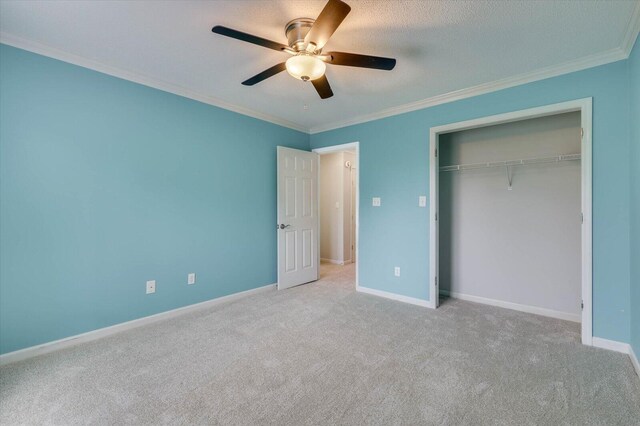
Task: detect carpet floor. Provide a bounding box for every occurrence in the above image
[1,263,639,425]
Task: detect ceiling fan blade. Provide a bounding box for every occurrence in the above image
[311,75,334,99]
[242,63,287,86]
[212,26,288,52]
[304,0,351,50]
[325,52,396,70]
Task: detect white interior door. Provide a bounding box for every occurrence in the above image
[277,147,319,290]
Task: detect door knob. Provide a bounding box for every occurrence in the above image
[279,224,291,229]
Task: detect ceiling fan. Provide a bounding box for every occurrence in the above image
[211,0,396,99]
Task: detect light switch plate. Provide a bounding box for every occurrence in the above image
[146,280,156,294]
[394,267,400,277]
[188,273,196,285]
[372,197,381,207]
[419,196,427,207]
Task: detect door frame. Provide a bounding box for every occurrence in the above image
[312,142,360,288]
[429,98,593,346]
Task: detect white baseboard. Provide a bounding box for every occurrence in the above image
[630,345,640,378]
[357,285,432,308]
[320,258,348,265]
[440,290,581,323]
[592,337,630,354]
[587,338,640,378]
[0,283,276,366]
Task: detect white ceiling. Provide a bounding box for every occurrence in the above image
[1,1,639,133]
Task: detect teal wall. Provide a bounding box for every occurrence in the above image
[630,39,640,356]
[1,39,638,355]
[310,59,633,343]
[0,44,310,354]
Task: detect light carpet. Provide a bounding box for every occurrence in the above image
[1,263,639,425]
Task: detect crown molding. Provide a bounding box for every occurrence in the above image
[310,4,639,134]
[620,0,640,56]
[309,47,627,134]
[0,32,308,134]
[3,9,639,138]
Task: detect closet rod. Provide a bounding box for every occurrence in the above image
[439,153,581,172]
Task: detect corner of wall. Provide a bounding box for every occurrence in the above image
[628,34,640,357]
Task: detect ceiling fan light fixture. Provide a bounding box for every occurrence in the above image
[285,54,326,82]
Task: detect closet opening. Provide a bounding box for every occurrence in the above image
[429,99,593,345]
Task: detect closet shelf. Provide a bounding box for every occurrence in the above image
[439,153,581,172]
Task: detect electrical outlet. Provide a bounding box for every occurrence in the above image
[146,280,156,294]
[188,273,196,285]
[394,267,400,277]
[372,197,381,207]
[419,196,427,207]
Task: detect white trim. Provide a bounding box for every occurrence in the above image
[0,283,276,366]
[313,142,360,288]
[630,345,640,378]
[309,49,626,134]
[440,290,581,323]
[429,128,439,310]
[356,285,430,308]
[321,258,346,265]
[580,99,593,346]
[592,337,630,354]
[3,19,638,137]
[312,142,359,155]
[620,1,640,56]
[429,98,593,345]
[0,33,307,133]
[588,339,640,378]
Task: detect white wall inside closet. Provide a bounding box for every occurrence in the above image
[320,151,357,264]
[439,112,582,320]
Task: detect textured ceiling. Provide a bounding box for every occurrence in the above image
[1,0,638,132]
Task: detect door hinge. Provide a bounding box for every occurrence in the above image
[435,276,438,287]
[581,300,584,310]
[435,148,438,157]
[581,128,584,138]
[581,212,584,224]
[435,212,438,221]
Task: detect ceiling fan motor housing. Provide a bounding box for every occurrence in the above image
[285,18,316,52]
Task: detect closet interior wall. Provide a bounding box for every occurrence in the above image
[439,112,582,320]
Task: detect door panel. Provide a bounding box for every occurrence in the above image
[285,177,296,217]
[277,147,319,289]
[302,229,313,268]
[285,230,296,272]
[302,178,312,217]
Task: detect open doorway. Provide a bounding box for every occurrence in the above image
[313,142,359,288]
